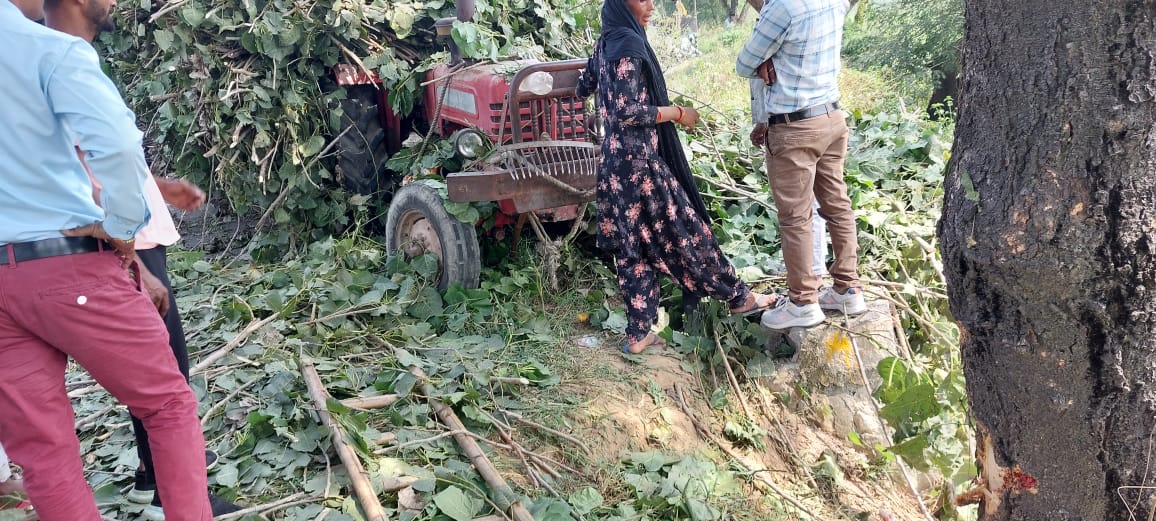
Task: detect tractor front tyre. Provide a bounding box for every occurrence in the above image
[336,85,389,196]
[385,183,481,290]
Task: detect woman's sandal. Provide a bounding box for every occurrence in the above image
[730,293,779,317]
[622,333,666,354]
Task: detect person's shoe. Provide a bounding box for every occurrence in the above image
[128,450,219,504]
[760,299,825,330]
[126,469,155,504]
[818,286,868,315]
[142,492,242,520]
[205,449,219,471]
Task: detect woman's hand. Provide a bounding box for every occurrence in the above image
[677,106,700,130]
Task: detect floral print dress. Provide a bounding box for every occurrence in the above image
[577,44,751,343]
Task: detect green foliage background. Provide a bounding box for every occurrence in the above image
[100,0,598,241]
[843,0,963,104]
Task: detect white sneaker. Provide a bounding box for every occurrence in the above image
[818,286,868,315]
[760,299,825,330]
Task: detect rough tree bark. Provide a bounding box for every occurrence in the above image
[939,1,1156,520]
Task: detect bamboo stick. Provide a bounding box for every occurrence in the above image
[407,363,535,521]
[299,358,387,521]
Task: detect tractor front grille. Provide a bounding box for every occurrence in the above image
[489,96,587,143]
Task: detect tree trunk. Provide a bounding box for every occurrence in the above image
[939,1,1156,520]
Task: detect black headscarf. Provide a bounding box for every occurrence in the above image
[599,0,712,224]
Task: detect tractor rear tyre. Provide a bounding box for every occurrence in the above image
[385,183,481,290]
[336,85,389,196]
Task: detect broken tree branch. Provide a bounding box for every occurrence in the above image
[406,359,534,521]
[300,358,387,521]
[213,492,320,521]
[713,329,754,418]
[201,377,261,428]
[342,394,401,410]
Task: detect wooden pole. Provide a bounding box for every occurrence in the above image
[408,363,535,521]
[341,394,401,410]
[300,358,388,521]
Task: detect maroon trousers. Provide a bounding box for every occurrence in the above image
[0,249,209,521]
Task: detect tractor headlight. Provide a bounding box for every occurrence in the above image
[453,129,487,159]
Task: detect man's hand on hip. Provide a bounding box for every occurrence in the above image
[61,221,135,267]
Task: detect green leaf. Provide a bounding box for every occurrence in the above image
[214,464,239,487]
[299,135,326,158]
[568,487,604,514]
[395,349,422,369]
[154,29,175,51]
[630,451,673,472]
[411,254,439,279]
[959,168,979,203]
[392,372,417,397]
[407,287,443,320]
[890,434,932,471]
[432,485,481,521]
[388,4,417,38]
[686,498,722,520]
[879,383,939,427]
[532,497,575,520]
[709,387,729,409]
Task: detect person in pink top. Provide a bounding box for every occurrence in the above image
[43,0,241,517]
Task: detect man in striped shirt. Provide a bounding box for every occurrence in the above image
[737,0,867,330]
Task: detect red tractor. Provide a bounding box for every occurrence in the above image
[332,0,598,290]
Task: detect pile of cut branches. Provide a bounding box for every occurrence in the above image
[100,0,596,241]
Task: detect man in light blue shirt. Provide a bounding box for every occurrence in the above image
[736,0,867,330]
[0,2,149,244]
[0,0,211,519]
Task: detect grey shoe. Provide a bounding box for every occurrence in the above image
[818,286,867,315]
[128,450,218,504]
[760,299,825,330]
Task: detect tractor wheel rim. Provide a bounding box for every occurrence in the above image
[398,211,444,265]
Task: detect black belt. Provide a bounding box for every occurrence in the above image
[768,101,841,125]
[0,237,103,265]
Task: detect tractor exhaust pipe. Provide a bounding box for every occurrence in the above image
[435,0,476,65]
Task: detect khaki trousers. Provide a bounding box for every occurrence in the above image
[764,109,860,304]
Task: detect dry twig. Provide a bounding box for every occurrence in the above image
[190,315,277,376]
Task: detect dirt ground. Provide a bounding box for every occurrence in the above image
[562,341,931,521]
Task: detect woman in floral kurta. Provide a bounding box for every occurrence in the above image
[578,0,776,354]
